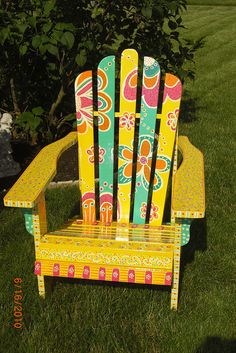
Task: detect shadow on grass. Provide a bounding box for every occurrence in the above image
[196,337,236,353]
[182,217,207,260]
[180,216,207,287]
[46,275,170,298]
[180,90,203,123]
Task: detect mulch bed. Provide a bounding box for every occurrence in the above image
[0,142,78,191]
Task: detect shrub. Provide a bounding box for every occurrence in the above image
[0,0,202,144]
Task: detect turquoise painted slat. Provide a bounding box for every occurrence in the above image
[133,57,160,224]
[97,56,115,224]
[22,209,34,235]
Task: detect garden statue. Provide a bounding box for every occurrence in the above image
[0,113,20,178]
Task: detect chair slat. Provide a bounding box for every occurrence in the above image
[75,71,96,224]
[133,57,160,224]
[117,49,138,223]
[150,73,182,225]
[97,56,116,223]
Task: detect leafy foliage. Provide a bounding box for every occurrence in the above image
[0,0,202,144]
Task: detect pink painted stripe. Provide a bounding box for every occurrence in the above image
[68,265,75,278]
[98,267,106,280]
[128,270,135,283]
[53,263,60,276]
[83,266,90,279]
[145,271,152,284]
[34,261,41,275]
[112,268,120,282]
[165,272,172,286]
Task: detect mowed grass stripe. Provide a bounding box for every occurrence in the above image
[187,0,236,6]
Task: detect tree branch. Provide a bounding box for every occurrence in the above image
[48,84,65,119]
[10,78,21,116]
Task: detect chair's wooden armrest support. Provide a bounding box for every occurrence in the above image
[4,132,77,208]
[172,136,205,218]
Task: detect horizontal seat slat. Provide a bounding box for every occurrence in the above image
[45,219,176,244]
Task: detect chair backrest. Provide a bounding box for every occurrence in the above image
[75,49,182,226]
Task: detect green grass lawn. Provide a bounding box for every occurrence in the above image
[1,4,236,353]
[187,0,236,5]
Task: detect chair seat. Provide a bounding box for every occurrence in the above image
[35,219,178,286]
[46,219,176,243]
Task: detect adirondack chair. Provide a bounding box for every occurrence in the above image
[4,49,205,309]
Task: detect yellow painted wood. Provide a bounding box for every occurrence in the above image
[4,132,77,208]
[171,131,178,224]
[32,194,47,297]
[171,223,181,310]
[117,49,138,223]
[151,74,182,226]
[4,49,206,309]
[93,111,162,119]
[37,242,173,269]
[37,275,45,298]
[37,260,169,285]
[75,71,96,223]
[172,136,205,218]
[43,219,176,244]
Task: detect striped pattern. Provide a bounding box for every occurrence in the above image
[34,260,172,286]
[42,219,176,245]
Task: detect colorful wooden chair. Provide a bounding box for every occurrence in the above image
[4,49,205,309]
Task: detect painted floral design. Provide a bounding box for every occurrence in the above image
[140,202,160,221]
[118,136,171,190]
[99,269,105,278]
[86,146,106,164]
[119,112,135,131]
[75,73,93,134]
[150,203,160,221]
[97,68,112,131]
[163,73,182,103]
[128,272,135,280]
[112,270,119,279]
[167,109,179,131]
[35,263,40,272]
[83,268,89,275]
[140,202,148,219]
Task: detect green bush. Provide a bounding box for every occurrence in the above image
[0,0,202,144]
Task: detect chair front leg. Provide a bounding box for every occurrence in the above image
[32,194,48,298]
[171,224,181,310]
[37,275,45,298]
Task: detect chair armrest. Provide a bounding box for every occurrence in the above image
[172,136,205,218]
[4,132,77,208]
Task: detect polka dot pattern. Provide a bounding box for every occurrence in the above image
[172,136,205,218]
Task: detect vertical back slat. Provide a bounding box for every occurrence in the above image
[150,73,182,225]
[75,71,96,224]
[97,56,115,224]
[117,49,138,224]
[133,57,160,224]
